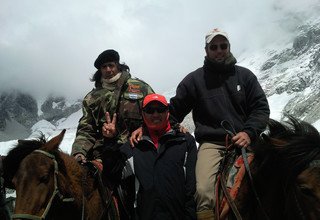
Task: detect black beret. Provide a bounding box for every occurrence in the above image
[94,49,120,69]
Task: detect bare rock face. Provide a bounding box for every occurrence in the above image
[0,91,38,130]
[0,91,82,141]
[0,91,38,140]
[40,95,82,124]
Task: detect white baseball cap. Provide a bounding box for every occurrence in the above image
[205,28,229,44]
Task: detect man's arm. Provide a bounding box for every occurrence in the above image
[242,72,270,142]
[71,99,97,157]
[184,134,197,220]
[170,76,196,123]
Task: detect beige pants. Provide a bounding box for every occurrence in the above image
[195,142,225,212]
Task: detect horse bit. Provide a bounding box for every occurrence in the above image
[11,150,74,220]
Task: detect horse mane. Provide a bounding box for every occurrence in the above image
[253,116,320,180]
[3,134,47,188]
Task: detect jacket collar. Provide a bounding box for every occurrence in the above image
[203,53,237,75]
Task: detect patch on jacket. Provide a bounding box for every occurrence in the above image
[128,93,139,99]
[128,84,141,93]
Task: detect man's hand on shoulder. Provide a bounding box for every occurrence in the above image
[130,127,143,147]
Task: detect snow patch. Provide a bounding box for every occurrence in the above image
[267,92,296,121]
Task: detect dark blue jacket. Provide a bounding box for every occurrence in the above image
[120,130,197,220]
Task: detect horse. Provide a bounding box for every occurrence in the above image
[219,117,320,220]
[2,129,120,220]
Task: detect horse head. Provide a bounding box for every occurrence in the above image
[242,117,320,219]
[5,130,80,220]
[4,129,120,220]
[294,160,320,219]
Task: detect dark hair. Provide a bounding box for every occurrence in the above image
[90,62,130,88]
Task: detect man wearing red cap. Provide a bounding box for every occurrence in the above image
[131,29,270,219]
[117,94,197,220]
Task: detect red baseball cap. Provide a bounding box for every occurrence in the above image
[143,94,168,108]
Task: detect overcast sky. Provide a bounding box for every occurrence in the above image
[0,0,319,99]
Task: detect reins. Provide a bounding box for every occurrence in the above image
[79,161,117,220]
[216,120,270,220]
[86,161,119,219]
[11,150,74,220]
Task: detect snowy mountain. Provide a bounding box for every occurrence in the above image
[241,17,320,125]
[0,91,82,142]
[1,17,320,156]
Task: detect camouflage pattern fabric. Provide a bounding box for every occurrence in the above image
[71,71,153,159]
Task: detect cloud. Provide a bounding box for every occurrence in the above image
[0,0,319,99]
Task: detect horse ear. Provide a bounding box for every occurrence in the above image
[260,133,269,142]
[42,129,66,151]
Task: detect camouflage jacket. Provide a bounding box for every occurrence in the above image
[71,71,154,158]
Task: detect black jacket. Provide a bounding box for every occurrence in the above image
[120,130,197,220]
[170,58,270,144]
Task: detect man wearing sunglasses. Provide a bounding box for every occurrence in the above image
[117,94,197,220]
[168,28,270,219]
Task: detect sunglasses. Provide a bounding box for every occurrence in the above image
[143,106,168,114]
[209,43,228,51]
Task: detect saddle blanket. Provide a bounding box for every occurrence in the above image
[219,153,254,219]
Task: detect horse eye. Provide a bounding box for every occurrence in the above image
[299,185,314,197]
[40,175,50,183]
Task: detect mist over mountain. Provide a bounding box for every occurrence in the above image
[241,17,320,125]
[166,16,320,133]
[0,91,81,141]
[1,13,320,155]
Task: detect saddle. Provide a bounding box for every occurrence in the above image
[216,149,254,220]
[82,160,120,218]
[85,159,134,219]
[216,120,255,220]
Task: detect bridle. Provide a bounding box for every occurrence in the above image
[12,150,75,220]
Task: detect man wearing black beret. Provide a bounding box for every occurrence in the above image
[72,48,154,161]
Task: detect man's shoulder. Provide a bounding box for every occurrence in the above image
[180,67,203,83]
[235,65,254,76]
[188,67,203,76]
[126,77,154,94]
[171,130,195,142]
[127,77,150,86]
[83,87,112,102]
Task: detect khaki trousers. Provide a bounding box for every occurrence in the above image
[195,142,225,212]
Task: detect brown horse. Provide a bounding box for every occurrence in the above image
[2,130,120,220]
[221,117,320,220]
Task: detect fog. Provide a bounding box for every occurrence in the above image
[0,0,318,99]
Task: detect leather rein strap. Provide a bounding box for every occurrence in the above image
[215,136,242,220]
[11,150,74,220]
[218,120,270,220]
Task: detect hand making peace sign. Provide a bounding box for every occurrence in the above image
[102,112,117,138]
